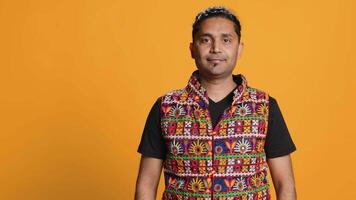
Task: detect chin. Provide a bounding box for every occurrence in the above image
[198,64,230,76]
[205,69,227,78]
[210,65,227,73]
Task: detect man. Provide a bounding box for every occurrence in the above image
[135,6,297,200]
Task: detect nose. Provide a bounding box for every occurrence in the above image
[210,40,221,53]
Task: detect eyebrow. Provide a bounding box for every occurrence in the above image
[221,33,233,37]
[198,33,234,38]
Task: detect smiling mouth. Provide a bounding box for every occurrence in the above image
[207,58,226,63]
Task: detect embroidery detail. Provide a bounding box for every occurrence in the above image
[161,70,270,199]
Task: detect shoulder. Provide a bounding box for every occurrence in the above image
[266,95,282,117]
[148,88,188,113]
[161,88,189,104]
[244,86,280,106]
[245,86,271,102]
[163,88,187,97]
[268,95,277,104]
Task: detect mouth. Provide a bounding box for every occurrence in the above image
[207,58,226,63]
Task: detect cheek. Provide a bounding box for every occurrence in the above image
[228,48,239,59]
[195,49,208,60]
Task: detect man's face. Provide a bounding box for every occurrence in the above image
[190,17,243,79]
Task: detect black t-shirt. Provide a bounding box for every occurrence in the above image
[137,89,296,160]
[208,87,236,129]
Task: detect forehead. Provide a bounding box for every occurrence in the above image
[197,17,237,37]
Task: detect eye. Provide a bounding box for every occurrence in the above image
[200,37,210,43]
[223,38,231,43]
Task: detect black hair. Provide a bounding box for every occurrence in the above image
[192,6,241,42]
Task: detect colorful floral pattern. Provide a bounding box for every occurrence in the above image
[234,138,251,154]
[161,71,271,200]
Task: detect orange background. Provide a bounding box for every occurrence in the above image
[0,0,355,199]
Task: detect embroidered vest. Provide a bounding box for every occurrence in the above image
[160,71,271,200]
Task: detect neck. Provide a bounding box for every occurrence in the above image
[200,74,237,102]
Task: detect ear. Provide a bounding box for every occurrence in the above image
[189,42,195,58]
[237,42,244,60]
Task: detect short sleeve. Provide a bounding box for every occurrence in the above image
[264,96,296,159]
[137,97,167,160]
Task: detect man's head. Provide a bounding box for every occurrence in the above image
[189,6,244,80]
[192,6,241,43]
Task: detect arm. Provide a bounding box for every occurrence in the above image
[267,154,297,200]
[135,155,163,200]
